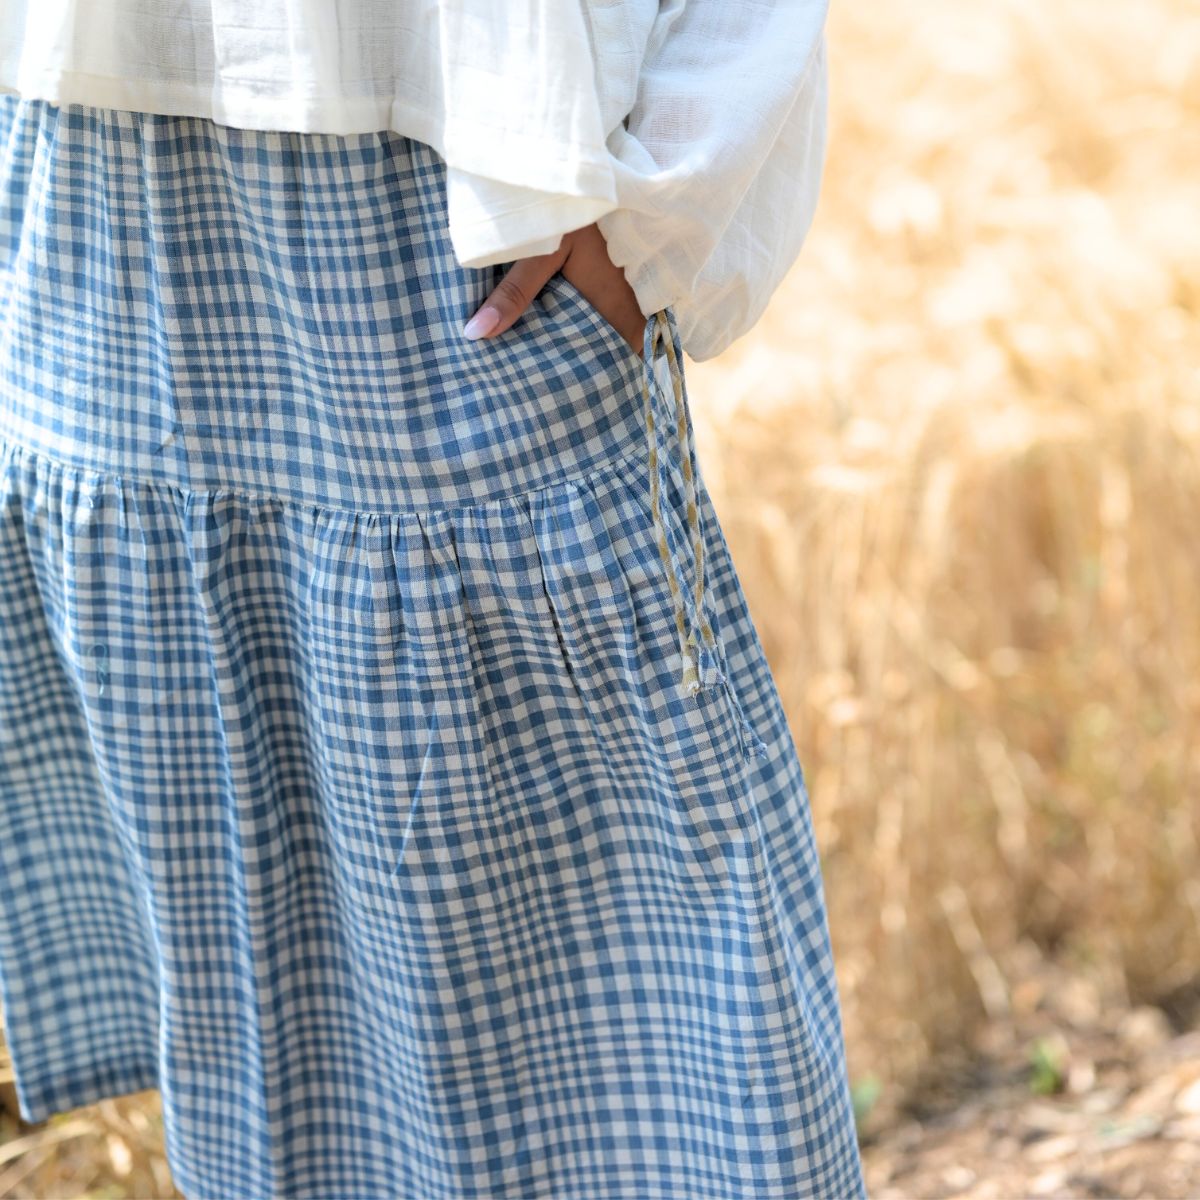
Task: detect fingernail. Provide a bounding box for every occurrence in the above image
[463,305,501,339]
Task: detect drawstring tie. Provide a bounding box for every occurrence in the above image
[641,308,769,762]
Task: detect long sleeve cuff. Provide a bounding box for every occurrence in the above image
[445,170,616,269]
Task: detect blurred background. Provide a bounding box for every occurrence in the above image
[3,0,1199,1195]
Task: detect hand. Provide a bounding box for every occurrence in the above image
[463,222,645,359]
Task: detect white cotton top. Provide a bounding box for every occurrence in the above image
[0,0,830,362]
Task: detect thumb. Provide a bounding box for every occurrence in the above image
[463,248,566,342]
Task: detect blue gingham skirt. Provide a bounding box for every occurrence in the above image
[0,95,866,1200]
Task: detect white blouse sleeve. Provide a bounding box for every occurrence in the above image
[437,1,624,270]
[443,0,830,364]
[596,0,830,362]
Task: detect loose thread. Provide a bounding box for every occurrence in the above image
[88,641,108,697]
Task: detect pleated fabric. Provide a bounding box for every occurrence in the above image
[0,95,866,1199]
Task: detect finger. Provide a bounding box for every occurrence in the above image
[463,251,563,341]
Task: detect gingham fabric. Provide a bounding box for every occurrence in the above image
[0,95,866,1199]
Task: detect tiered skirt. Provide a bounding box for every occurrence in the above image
[0,94,865,1199]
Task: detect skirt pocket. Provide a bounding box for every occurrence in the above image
[577,455,772,857]
[540,268,646,373]
[626,562,768,824]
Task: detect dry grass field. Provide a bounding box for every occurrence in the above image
[3,0,1199,1194]
[689,0,1200,1190]
[699,0,1200,1070]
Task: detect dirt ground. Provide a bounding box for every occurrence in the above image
[858,948,1200,1199]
